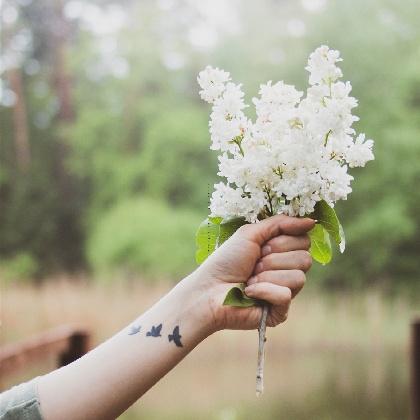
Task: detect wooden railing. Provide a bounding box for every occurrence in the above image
[0,325,91,382]
[412,318,420,420]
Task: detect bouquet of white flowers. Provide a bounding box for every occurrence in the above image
[195,45,374,395]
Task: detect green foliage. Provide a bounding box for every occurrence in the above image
[309,224,332,265]
[223,283,260,307]
[195,216,253,306]
[0,252,39,282]
[87,198,201,279]
[307,200,346,265]
[0,163,85,275]
[219,218,248,246]
[2,0,420,288]
[195,218,221,265]
[311,200,345,252]
[138,107,217,209]
[195,217,247,265]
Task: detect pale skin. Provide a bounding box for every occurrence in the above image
[37,215,314,420]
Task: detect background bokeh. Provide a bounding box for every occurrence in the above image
[1,0,419,419]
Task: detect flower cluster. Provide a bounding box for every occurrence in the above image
[198,45,374,223]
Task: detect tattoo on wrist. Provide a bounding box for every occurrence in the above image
[146,324,162,337]
[128,325,141,335]
[168,326,183,347]
[128,323,183,347]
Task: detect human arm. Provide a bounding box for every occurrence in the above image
[37,215,314,420]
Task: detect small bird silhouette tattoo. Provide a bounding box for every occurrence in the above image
[146,324,162,337]
[128,325,141,335]
[168,326,183,347]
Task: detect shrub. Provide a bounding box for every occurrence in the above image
[87,197,202,280]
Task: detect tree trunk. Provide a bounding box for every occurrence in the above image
[8,67,31,171]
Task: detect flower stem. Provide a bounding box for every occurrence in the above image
[324,129,332,147]
[235,139,244,156]
[264,186,274,216]
[256,304,269,397]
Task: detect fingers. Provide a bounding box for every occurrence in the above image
[244,282,292,308]
[247,269,306,297]
[236,215,315,246]
[255,250,312,274]
[262,234,310,256]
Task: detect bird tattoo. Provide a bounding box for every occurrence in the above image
[168,325,183,347]
[128,325,141,335]
[146,324,162,337]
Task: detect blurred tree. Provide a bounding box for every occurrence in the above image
[1,0,420,286]
[0,0,85,275]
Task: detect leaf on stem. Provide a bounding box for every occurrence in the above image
[195,216,247,264]
[195,218,221,264]
[312,200,346,253]
[309,223,332,265]
[218,217,247,246]
[223,283,260,307]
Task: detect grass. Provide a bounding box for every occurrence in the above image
[1,278,418,419]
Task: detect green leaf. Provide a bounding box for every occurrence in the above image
[218,217,247,246]
[196,216,251,306]
[312,200,346,253]
[223,283,260,307]
[208,216,223,225]
[309,223,332,265]
[195,218,220,264]
[195,216,248,265]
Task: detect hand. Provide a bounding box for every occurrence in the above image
[191,215,315,332]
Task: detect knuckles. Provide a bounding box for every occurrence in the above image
[267,234,312,253]
[236,224,254,237]
[260,250,312,272]
[260,253,273,269]
[294,270,306,288]
[282,287,292,304]
[301,250,313,271]
[270,236,288,252]
[303,234,311,250]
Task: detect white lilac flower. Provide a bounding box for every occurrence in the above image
[209,183,265,223]
[199,45,374,222]
[346,134,375,168]
[197,66,231,103]
[305,45,343,86]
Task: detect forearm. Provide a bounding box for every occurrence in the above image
[36,216,313,419]
[38,273,213,420]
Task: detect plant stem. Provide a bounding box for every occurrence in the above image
[264,186,274,216]
[324,129,332,147]
[256,304,269,397]
[235,139,244,156]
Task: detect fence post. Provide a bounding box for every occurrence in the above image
[412,318,420,420]
[59,331,91,367]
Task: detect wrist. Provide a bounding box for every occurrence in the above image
[162,272,219,343]
[179,271,223,336]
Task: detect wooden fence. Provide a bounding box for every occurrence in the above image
[0,325,91,384]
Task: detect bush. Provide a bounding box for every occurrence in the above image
[0,252,39,283]
[87,197,202,280]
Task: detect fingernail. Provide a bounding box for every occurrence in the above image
[262,245,271,256]
[245,285,256,296]
[248,276,258,285]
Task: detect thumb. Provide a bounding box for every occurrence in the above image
[237,215,315,246]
